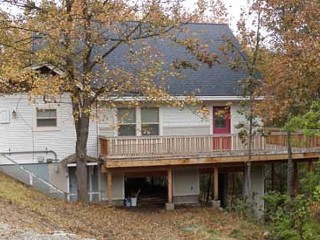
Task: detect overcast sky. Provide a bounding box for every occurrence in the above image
[184,0,249,32]
[2,0,249,33]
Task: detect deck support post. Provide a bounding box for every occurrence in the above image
[107,171,113,206]
[293,162,298,196]
[211,166,220,208]
[166,167,174,210]
[308,161,315,172]
[271,163,275,191]
[214,166,219,200]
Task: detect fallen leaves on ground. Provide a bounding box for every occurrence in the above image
[0,173,264,239]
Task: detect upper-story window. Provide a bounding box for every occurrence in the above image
[118,108,136,136]
[117,107,159,136]
[141,107,159,136]
[36,108,57,127]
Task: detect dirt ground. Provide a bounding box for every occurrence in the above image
[0,172,264,240]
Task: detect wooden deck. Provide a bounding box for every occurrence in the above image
[100,133,320,168]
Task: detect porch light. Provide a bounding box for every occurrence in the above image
[12,109,17,118]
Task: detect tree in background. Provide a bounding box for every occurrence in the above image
[0,9,32,94]
[258,0,320,125]
[221,1,265,201]
[257,0,320,197]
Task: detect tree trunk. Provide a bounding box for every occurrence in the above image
[243,162,252,201]
[243,94,253,201]
[75,110,90,202]
[287,130,294,198]
[206,174,212,202]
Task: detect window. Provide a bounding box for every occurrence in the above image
[117,107,159,136]
[0,110,10,124]
[141,108,159,135]
[36,109,57,127]
[118,108,136,136]
[215,116,226,128]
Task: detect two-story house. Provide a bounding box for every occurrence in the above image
[0,23,318,216]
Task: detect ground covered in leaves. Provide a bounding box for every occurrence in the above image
[0,172,264,239]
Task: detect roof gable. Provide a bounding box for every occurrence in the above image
[32,23,248,97]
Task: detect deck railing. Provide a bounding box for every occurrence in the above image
[99,133,320,159]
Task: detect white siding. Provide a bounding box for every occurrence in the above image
[0,94,98,164]
[161,103,246,136]
[97,103,246,137]
[230,104,245,134]
[230,103,258,134]
[98,106,116,137]
[162,107,210,136]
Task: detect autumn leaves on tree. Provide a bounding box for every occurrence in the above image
[0,0,319,202]
[1,0,223,201]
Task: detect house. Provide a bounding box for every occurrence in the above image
[0,23,319,216]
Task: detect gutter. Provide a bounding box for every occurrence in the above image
[98,95,264,102]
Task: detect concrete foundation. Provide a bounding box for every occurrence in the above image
[165,203,175,211]
[250,164,265,218]
[210,200,221,208]
[173,195,199,205]
[113,199,125,206]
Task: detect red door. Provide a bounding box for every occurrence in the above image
[213,107,231,150]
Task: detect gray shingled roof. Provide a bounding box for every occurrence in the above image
[33,23,248,96]
[99,23,247,96]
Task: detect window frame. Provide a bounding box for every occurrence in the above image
[117,108,137,136]
[141,107,159,136]
[116,107,160,137]
[34,107,60,131]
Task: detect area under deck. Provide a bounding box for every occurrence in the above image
[99,133,319,208]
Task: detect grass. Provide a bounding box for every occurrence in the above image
[0,172,264,239]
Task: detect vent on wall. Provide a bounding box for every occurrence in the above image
[37,156,45,163]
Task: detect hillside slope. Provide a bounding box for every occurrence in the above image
[0,172,264,239]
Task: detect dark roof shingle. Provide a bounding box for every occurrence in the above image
[102,23,247,96]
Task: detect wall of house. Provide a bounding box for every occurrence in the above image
[229,104,244,134]
[173,167,200,204]
[98,107,117,137]
[162,107,210,136]
[49,163,69,193]
[0,94,98,165]
[100,172,125,204]
[97,102,245,137]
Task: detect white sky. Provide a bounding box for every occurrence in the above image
[184,0,249,33]
[2,0,250,34]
